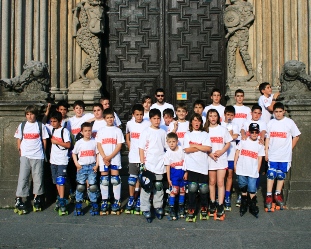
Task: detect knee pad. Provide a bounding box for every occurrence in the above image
[89,184,98,193]
[100,176,110,186]
[111,175,121,186]
[199,183,209,194]
[267,168,276,180]
[128,176,137,186]
[276,170,286,180]
[188,182,198,193]
[170,186,179,196]
[240,185,248,193]
[154,181,163,191]
[56,176,66,186]
[76,183,85,193]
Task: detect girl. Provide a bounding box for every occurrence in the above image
[142,96,152,121]
[89,103,107,138]
[204,109,231,220]
[183,113,211,221]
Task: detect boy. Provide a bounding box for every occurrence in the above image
[165,132,186,220]
[14,105,49,214]
[241,105,267,144]
[160,108,174,132]
[234,123,265,218]
[265,102,300,211]
[43,100,71,131]
[193,99,206,125]
[168,103,189,148]
[232,89,251,141]
[96,108,125,215]
[203,88,225,122]
[258,82,280,124]
[46,111,71,215]
[72,122,99,216]
[221,105,239,211]
[138,109,166,222]
[142,96,152,121]
[99,97,122,127]
[125,104,150,214]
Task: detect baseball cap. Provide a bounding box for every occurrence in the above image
[249,123,260,132]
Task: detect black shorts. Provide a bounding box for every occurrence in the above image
[187,170,208,184]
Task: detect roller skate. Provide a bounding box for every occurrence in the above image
[264,195,274,212]
[236,194,241,207]
[83,190,91,206]
[100,199,110,215]
[239,195,248,217]
[125,196,134,214]
[249,196,259,218]
[54,196,60,211]
[111,199,121,215]
[90,202,99,216]
[74,201,84,216]
[208,201,216,217]
[143,211,152,223]
[33,196,42,212]
[186,209,196,222]
[200,206,209,220]
[167,206,177,221]
[178,204,185,218]
[274,194,285,210]
[224,196,232,211]
[69,190,76,204]
[164,189,170,216]
[58,198,68,216]
[133,197,141,215]
[14,197,27,215]
[214,203,225,221]
[155,207,164,220]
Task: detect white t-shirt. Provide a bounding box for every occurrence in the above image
[167,121,190,148]
[236,138,265,178]
[68,113,94,137]
[184,130,211,175]
[46,125,71,165]
[96,126,124,169]
[202,116,206,126]
[138,127,166,174]
[221,121,239,161]
[91,119,107,138]
[72,139,98,165]
[150,102,175,124]
[266,117,301,163]
[164,146,185,170]
[14,121,49,159]
[241,119,267,137]
[160,124,170,133]
[203,104,225,122]
[232,105,251,140]
[208,125,232,170]
[126,119,151,163]
[113,112,122,127]
[258,94,274,124]
[143,112,149,121]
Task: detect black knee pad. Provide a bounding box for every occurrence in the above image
[240,185,248,193]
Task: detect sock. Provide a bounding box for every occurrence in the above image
[179,195,185,204]
[275,191,281,195]
[169,196,175,206]
[267,192,272,196]
[100,184,109,200]
[134,188,140,199]
[225,191,230,199]
[113,183,121,200]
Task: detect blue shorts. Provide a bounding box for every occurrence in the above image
[50,164,67,184]
[227,161,234,170]
[237,175,257,193]
[100,164,119,172]
[170,168,185,187]
[268,162,290,173]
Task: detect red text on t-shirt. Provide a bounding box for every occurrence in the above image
[23,133,40,139]
[240,149,258,159]
[177,132,186,138]
[210,137,224,143]
[71,128,81,135]
[170,160,184,167]
[270,132,287,138]
[80,150,95,157]
[101,138,117,144]
[131,132,140,139]
[235,113,247,119]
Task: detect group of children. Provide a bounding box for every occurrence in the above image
[13,85,300,223]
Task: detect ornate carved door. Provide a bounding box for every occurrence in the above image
[106,0,226,121]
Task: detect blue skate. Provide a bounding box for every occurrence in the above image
[133,197,141,215]
[111,199,121,215]
[224,196,232,211]
[155,208,163,220]
[167,206,177,221]
[90,202,99,216]
[125,196,134,214]
[178,204,185,218]
[143,211,152,223]
[74,201,84,216]
[100,200,110,215]
[69,190,76,204]
[58,198,68,216]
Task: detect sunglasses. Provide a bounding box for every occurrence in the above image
[156,94,164,97]
[250,131,259,134]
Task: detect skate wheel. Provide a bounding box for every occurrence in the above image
[14,209,18,214]
[213,213,217,220]
[219,216,225,221]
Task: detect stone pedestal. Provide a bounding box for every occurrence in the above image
[0,101,45,207]
[226,81,260,106]
[67,79,101,105]
[283,99,311,209]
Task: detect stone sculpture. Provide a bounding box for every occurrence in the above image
[224,0,254,84]
[279,60,311,101]
[0,60,50,100]
[72,0,104,88]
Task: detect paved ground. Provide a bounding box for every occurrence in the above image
[1,190,311,249]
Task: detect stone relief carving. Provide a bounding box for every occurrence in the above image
[224,0,254,84]
[0,61,50,100]
[279,60,311,100]
[72,0,104,88]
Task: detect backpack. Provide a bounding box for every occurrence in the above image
[51,127,67,150]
